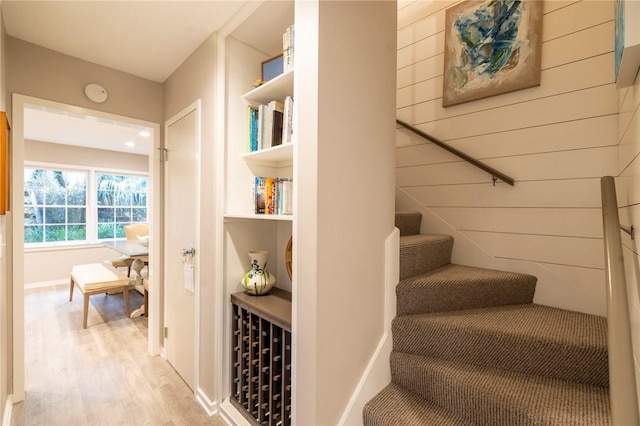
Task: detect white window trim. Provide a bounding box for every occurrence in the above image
[24,161,148,250]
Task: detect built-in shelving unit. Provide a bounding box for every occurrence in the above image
[223,3,296,423]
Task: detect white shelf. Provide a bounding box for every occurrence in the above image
[242,143,293,167]
[243,70,294,105]
[224,213,293,222]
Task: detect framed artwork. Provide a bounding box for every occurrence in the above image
[615,0,640,88]
[261,54,284,83]
[0,112,10,215]
[443,0,543,107]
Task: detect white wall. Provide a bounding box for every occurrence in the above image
[395,0,617,316]
[0,5,11,421]
[295,2,396,424]
[617,45,640,410]
[163,32,219,412]
[25,140,148,171]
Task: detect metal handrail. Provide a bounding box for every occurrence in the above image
[600,176,640,425]
[396,119,514,186]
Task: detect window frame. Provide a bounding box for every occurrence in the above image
[24,161,149,249]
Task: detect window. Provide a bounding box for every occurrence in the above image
[97,173,148,239]
[24,167,88,244]
[24,166,148,246]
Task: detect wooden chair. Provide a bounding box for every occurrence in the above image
[111,223,149,275]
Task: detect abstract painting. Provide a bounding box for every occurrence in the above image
[443,0,543,107]
[615,0,640,88]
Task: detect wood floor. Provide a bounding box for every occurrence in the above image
[11,284,226,426]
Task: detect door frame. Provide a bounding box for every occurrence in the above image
[163,99,201,391]
[11,94,162,402]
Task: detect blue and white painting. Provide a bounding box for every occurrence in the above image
[614,0,625,81]
[443,0,543,107]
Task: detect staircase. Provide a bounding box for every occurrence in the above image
[362,212,611,425]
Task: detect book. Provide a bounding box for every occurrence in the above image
[252,176,293,215]
[247,106,259,152]
[282,25,295,72]
[282,96,294,145]
[264,101,284,149]
[265,177,277,215]
[254,177,267,214]
[279,178,293,215]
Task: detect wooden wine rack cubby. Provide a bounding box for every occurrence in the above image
[231,289,292,426]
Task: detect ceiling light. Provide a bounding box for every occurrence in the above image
[139,130,151,138]
[125,141,136,148]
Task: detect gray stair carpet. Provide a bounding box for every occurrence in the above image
[363,212,610,425]
[397,263,536,315]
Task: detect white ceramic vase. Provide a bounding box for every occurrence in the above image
[242,250,276,295]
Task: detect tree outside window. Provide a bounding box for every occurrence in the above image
[24,168,87,244]
[97,173,148,239]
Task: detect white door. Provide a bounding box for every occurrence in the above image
[164,102,200,390]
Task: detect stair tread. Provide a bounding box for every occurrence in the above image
[391,351,610,426]
[397,263,536,314]
[363,383,475,426]
[393,303,608,386]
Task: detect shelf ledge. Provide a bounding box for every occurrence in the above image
[224,214,293,222]
[243,70,294,105]
[242,143,293,166]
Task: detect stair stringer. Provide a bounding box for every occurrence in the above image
[338,227,399,426]
[396,187,606,316]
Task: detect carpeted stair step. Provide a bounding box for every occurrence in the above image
[400,234,453,280]
[397,264,537,315]
[395,211,423,236]
[390,351,610,426]
[362,383,475,426]
[392,304,608,387]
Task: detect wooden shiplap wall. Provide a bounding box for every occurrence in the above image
[395,0,619,315]
[616,23,640,406]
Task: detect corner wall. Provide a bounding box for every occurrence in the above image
[0,4,12,422]
[396,0,618,316]
[617,46,640,411]
[163,32,219,412]
[295,2,396,424]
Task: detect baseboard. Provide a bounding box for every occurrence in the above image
[338,228,399,425]
[24,279,68,290]
[196,387,218,417]
[219,398,251,426]
[2,394,12,426]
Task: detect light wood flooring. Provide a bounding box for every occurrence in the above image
[11,284,226,426]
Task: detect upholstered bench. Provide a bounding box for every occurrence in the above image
[70,263,131,329]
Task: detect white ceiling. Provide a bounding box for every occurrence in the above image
[1,0,293,155]
[24,104,153,156]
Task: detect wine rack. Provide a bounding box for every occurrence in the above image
[231,289,292,426]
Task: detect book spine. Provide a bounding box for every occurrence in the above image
[249,107,258,152]
[255,176,266,214]
[257,105,265,151]
[280,178,293,215]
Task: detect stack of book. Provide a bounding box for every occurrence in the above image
[252,176,293,215]
[283,25,294,73]
[247,97,293,152]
